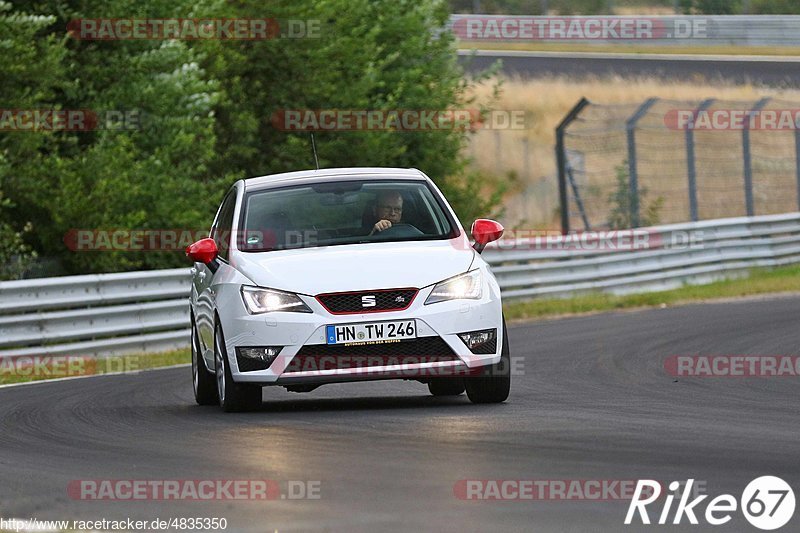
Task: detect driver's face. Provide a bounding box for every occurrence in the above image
[376,195,403,224]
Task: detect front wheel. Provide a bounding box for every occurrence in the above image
[192,317,218,406]
[214,321,262,412]
[464,321,511,404]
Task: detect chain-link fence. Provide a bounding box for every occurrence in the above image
[557,97,800,232]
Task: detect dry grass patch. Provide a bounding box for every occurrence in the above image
[465,76,800,227]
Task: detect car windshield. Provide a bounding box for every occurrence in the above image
[238,179,457,252]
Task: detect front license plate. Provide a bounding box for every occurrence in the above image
[326,320,416,345]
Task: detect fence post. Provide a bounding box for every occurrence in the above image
[626,98,658,228]
[567,165,591,231]
[743,97,770,217]
[555,97,590,235]
[685,98,715,222]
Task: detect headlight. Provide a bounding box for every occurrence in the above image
[241,286,312,314]
[424,269,482,305]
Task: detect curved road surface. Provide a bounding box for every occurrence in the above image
[1,295,799,531]
[458,50,800,85]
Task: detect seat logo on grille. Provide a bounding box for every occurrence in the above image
[395,296,405,303]
[361,295,376,307]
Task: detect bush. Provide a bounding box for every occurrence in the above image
[607,161,664,229]
[750,0,800,14]
[0,189,36,280]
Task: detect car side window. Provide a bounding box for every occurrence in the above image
[211,189,237,261]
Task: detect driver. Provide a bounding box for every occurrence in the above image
[369,191,404,235]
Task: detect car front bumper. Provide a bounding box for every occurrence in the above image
[217,276,504,385]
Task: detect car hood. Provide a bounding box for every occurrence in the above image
[231,237,475,295]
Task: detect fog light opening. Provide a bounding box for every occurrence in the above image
[457,329,496,352]
[236,346,282,371]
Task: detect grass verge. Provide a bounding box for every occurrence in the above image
[0,348,190,386]
[503,264,800,321]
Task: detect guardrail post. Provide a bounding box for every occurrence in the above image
[626,98,658,229]
[742,97,770,217]
[685,98,715,222]
[555,97,590,235]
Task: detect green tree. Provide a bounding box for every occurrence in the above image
[0,1,65,278]
[4,0,224,274]
[2,0,503,277]
[199,0,502,225]
[750,0,800,14]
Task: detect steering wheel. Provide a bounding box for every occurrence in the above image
[372,223,424,239]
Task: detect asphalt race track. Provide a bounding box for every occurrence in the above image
[458,50,800,86]
[1,295,799,532]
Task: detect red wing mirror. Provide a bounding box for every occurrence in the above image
[471,219,504,253]
[186,238,218,264]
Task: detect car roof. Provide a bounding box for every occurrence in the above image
[242,167,428,192]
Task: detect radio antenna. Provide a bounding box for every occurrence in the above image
[310,133,320,170]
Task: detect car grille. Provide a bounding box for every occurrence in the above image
[284,336,458,373]
[316,288,418,314]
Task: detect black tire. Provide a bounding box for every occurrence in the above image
[214,321,262,412]
[191,316,218,406]
[427,378,465,396]
[465,320,511,404]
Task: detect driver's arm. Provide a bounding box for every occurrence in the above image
[370,219,392,235]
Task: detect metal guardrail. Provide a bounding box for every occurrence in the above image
[0,269,190,358]
[484,212,800,299]
[2,213,799,358]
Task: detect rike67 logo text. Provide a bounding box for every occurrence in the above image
[625,477,795,530]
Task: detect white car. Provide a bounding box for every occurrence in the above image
[187,167,509,412]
